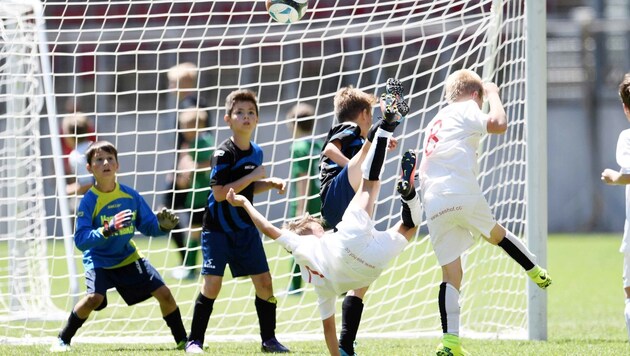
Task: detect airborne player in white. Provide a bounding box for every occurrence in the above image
[227,108,423,356]
[419,69,551,356]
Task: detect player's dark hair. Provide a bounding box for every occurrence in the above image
[225,89,259,117]
[334,86,377,123]
[286,103,316,132]
[85,140,118,165]
[619,73,630,110]
[282,214,325,236]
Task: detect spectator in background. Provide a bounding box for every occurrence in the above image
[163,62,211,278]
[61,113,95,199]
[285,103,322,294]
[174,108,215,280]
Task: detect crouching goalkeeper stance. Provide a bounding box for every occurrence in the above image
[227,123,423,356]
[51,141,187,352]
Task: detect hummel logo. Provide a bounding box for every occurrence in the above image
[204,259,216,269]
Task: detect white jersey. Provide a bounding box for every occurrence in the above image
[276,206,407,319]
[616,129,630,253]
[69,141,93,187]
[419,100,489,196]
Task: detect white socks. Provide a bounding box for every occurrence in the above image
[401,193,423,228]
[439,282,460,336]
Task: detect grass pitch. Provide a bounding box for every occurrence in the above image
[1,234,629,355]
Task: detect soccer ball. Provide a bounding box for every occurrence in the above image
[266,0,308,24]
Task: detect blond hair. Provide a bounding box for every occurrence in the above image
[334,86,377,123]
[444,69,484,103]
[167,62,198,89]
[178,108,208,128]
[282,214,325,235]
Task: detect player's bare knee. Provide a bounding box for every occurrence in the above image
[83,293,104,310]
[254,280,274,296]
[487,224,506,245]
[153,285,175,304]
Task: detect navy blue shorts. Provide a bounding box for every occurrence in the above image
[85,258,165,310]
[320,166,355,229]
[201,225,269,277]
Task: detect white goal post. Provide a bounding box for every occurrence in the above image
[0,0,547,344]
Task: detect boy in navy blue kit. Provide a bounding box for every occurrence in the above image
[319,80,409,356]
[50,141,186,353]
[185,89,289,354]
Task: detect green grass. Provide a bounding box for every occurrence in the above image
[2,234,630,355]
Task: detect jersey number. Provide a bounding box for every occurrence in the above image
[424,119,443,157]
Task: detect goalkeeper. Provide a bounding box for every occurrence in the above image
[419,69,551,356]
[51,141,187,353]
[227,113,423,356]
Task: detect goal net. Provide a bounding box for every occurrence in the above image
[1,0,543,345]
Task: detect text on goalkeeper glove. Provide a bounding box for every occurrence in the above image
[103,209,133,237]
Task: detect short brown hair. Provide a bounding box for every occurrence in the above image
[225,89,259,117]
[619,72,630,110]
[444,69,484,103]
[85,141,118,165]
[62,112,91,139]
[334,86,377,123]
[286,103,316,132]
[282,214,325,235]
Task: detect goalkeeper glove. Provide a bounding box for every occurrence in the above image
[103,209,133,237]
[157,207,179,231]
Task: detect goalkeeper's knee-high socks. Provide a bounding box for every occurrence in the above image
[163,307,187,344]
[438,282,460,341]
[361,128,393,181]
[188,293,214,344]
[340,295,364,355]
[625,298,630,342]
[58,311,87,345]
[255,295,277,342]
[497,230,536,271]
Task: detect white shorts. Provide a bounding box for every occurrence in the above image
[623,253,630,288]
[423,192,496,266]
[336,205,408,272]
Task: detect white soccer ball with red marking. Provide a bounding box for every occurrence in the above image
[266,0,308,24]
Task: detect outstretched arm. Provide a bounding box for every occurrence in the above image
[226,188,282,239]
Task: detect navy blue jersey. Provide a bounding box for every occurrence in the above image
[204,138,263,232]
[319,122,364,191]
